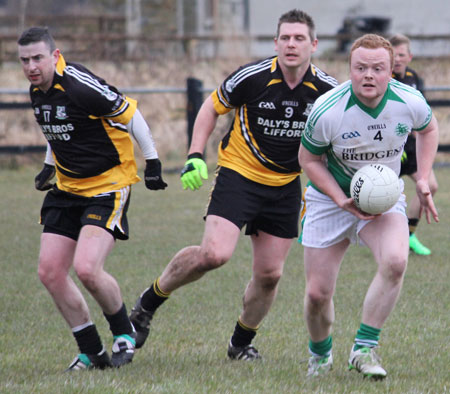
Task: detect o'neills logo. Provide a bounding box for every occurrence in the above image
[352,176,364,204]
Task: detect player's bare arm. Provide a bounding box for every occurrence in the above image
[188,96,220,155]
[415,115,439,223]
[299,145,375,220]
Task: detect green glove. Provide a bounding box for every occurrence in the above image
[180,153,208,190]
[401,151,407,163]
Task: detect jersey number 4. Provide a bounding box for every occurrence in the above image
[373,131,383,141]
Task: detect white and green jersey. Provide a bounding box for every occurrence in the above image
[302,79,432,196]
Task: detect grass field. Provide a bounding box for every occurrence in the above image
[0,165,449,393]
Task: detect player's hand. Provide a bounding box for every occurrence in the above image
[144,159,167,190]
[35,163,56,191]
[180,153,208,190]
[416,179,439,224]
[341,196,378,220]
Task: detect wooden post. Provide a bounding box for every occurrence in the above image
[126,0,141,58]
[186,77,204,151]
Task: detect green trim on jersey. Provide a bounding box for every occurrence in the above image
[301,78,433,198]
[302,84,350,153]
[307,84,350,127]
[326,151,358,197]
[346,85,405,119]
[389,79,432,131]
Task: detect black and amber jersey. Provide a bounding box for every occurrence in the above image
[212,56,337,186]
[29,53,139,197]
[392,67,425,95]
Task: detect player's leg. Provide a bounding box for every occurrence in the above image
[228,175,301,361]
[130,214,241,348]
[73,225,119,312]
[38,233,88,327]
[38,232,111,371]
[408,171,438,255]
[73,224,135,367]
[159,215,241,291]
[38,188,113,371]
[299,185,356,376]
[227,232,292,360]
[304,241,348,376]
[350,212,409,379]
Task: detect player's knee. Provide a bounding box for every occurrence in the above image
[306,287,332,310]
[73,260,98,290]
[198,247,230,271]
[38,257,63,288]
[383,255,407,282]
[255,269,283,290]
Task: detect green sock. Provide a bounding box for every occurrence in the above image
[353,323,381,351]
[309,336,332,357]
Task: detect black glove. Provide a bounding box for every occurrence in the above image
[144,159,167,190]
[35,164,56,191]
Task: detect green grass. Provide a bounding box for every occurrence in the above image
[0,165,449,393]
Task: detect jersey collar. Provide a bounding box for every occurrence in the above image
[271,57,316,90]
[55,53,67,77]
[347,82,405,118]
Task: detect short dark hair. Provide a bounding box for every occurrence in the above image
[389,34,411,53]
[276,9,316,41]
[17,26,56,52]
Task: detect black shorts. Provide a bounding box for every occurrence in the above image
[400,136,417,176]
[206,167,301,238]
[40,186,131,241]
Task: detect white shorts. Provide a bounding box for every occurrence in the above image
[300,184,406,248]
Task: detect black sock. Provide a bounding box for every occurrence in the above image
[104,303,134,337]
[73,323,103,355]
[141,279,170,312]
[230,319,257,348]
[408,218,419,235]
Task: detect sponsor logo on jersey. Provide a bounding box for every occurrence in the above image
[102,88,118,101]
[367,123,386,130]
[55,106,68,120]
[87,214,102,220]
[258,101,276,109]
[40,123,75,141]
[282,100,299,107]
[395,123,409,136]
[303,103,314,117]
[342,131,361,139]
[342,146,403,160]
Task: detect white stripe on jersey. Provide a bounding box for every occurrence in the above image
[216,58,273,109]
[65,65,131,118]
[239,105,269,165]
[216,88,233,109]
[307,82,351,127]
[229,58,273,87]
[106,119,127,131]
[312,64,338,86]
[104,101,129,118]
[65,65,109,95]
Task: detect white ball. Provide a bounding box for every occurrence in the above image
[350,164,401,215]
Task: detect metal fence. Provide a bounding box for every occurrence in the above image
[1,81,450,154]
